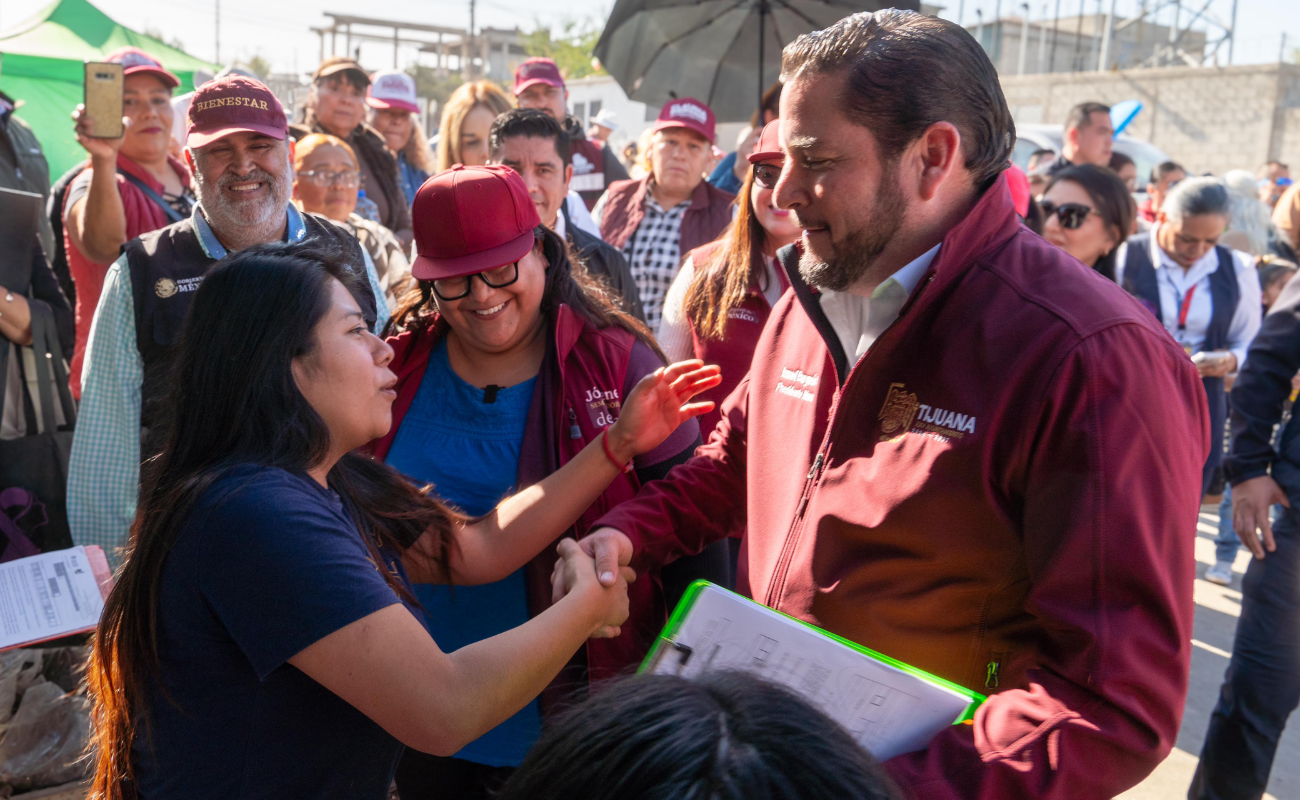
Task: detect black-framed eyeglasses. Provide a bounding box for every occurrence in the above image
[298,169,361,188]
[753,162,781,190]
[1039,200,1095,230]
[432,261,520,301]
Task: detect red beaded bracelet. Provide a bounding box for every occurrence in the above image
[601,430,632,473]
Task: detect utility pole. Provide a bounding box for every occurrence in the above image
[957,0,965,27]
[993,0,1003,65]
[1227,0,1238,65]
[1071,0,1084,71]
[1018,3,1030,75]
[1049,0,1062,72]
[468,0,477,78]
[1165,0,1180,67]
[1098,0,1117,71]
[215,0,221,64]
[1088,0,1101,70]
[976,9,985,55]
[1038,3,1049,71]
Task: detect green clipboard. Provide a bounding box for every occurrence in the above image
[640,581,985,760]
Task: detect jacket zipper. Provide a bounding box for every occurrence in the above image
[763,270,937,609]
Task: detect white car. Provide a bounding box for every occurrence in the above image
[1012,123,1173,201]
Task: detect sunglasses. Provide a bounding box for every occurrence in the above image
[1039,200,1095,230]
[432,261,520,301]
[753,163,781,190]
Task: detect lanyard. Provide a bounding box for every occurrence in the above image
[1176,284,1197,331]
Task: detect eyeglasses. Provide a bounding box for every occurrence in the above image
[753,163,781,190]
[298,169,361,188]
[432,261,520,301]
[1039,200,1095,230]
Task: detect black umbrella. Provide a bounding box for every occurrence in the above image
[594,0,920,125]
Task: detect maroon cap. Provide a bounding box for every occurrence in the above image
[513,58,565,95]
[186,76,287,148]
[748,120,783,165]
[652,97,717,143]
[104,46,179,90]
[411,165,541,281]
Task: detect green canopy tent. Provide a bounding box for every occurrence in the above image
[0,0,217,179]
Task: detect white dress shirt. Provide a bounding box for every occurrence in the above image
[657,254,785,363]
[818,244,940,364]
[1115,227,1261,369]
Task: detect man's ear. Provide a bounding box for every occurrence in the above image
[184,147,196,173]
[287,137,296,164]
[912,121,963,203]
[1157,210,1168,225]
[564,163,574,188]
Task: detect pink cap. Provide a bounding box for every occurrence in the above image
[652,97,717,144]
[367,69,419,114]
[411,165,541,281]
[513,58,565,95]
[747,120,782,165]
[186,76,287,148]
[104,46,179,90]
[1005,164,1031,218]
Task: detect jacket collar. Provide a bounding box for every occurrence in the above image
[634,175,716,213]
[779,171,1020,381]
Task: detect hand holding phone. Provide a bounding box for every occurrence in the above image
[81,61,126,140]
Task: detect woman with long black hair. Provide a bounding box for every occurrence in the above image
[85,237,719,800]
[1040,164,1135,282]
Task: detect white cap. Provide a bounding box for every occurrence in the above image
[590,108,619,132]
[366,69,419,114]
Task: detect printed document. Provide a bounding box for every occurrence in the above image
[0,546,111,650]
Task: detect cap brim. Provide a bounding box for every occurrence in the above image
[366,96,419,114]
[317,65,370,84]
[123,65,181,90]
[411,227,535,282]
[652,119,715,144]
[748,149,783,165]
[514,77,564,95]
[187,123,287,149]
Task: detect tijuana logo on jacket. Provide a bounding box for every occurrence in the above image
[880,382,977,441]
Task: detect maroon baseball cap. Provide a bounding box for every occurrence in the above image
[748,120,783,165]
[411,165,541,281]
[104,46,179,90]
[186,76,287,148]
[652,97,717,143]
[513,57,565,95]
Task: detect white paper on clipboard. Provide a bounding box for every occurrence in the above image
[644,583,978,761]
[0,546,112,651]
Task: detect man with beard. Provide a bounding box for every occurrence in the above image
[68,76,388,567]
[512,58,628,211]
[559,11,1207,798]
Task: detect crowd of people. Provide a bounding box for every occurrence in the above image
[3,7,1300,800]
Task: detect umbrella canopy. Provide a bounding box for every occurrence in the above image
[595,0,919,125]
[0,0,217,178]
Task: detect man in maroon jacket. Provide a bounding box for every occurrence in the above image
[563,10,1207,799]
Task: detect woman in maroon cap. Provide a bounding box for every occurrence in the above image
[373,164,716,797]
[65,46,194,398]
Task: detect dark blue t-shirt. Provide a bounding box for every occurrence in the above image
[133,465,415,800]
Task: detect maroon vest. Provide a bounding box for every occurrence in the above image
[599,177,735,259]
[685,242,789,436]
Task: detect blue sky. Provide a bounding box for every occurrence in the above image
[2,0,1296,75]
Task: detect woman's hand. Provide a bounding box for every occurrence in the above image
[606,360,722,463]
[552,538,633,638]
[72,104,129,163]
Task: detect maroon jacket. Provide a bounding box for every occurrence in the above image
[684,241,789,435]
[599,176,734,257]
[371,305,665,683]
[596,174,1206,798]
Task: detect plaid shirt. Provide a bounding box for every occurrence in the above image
[67,205,389,568]
[620,194,690,330]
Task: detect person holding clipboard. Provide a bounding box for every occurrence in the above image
[561,11,1207,799]
[83,236,719,800]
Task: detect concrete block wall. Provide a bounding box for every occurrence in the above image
[1000,63,1300,176]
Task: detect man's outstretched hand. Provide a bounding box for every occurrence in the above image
[552,527,635,607]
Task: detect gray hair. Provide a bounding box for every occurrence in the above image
[1161,176,1231,224]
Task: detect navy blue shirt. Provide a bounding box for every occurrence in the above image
[133,465,415,800]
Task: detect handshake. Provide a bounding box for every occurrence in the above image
[549,527,638,639]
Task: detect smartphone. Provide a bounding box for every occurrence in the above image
[83,61,124,139]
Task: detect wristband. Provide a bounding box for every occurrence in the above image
[601,430,633,473]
